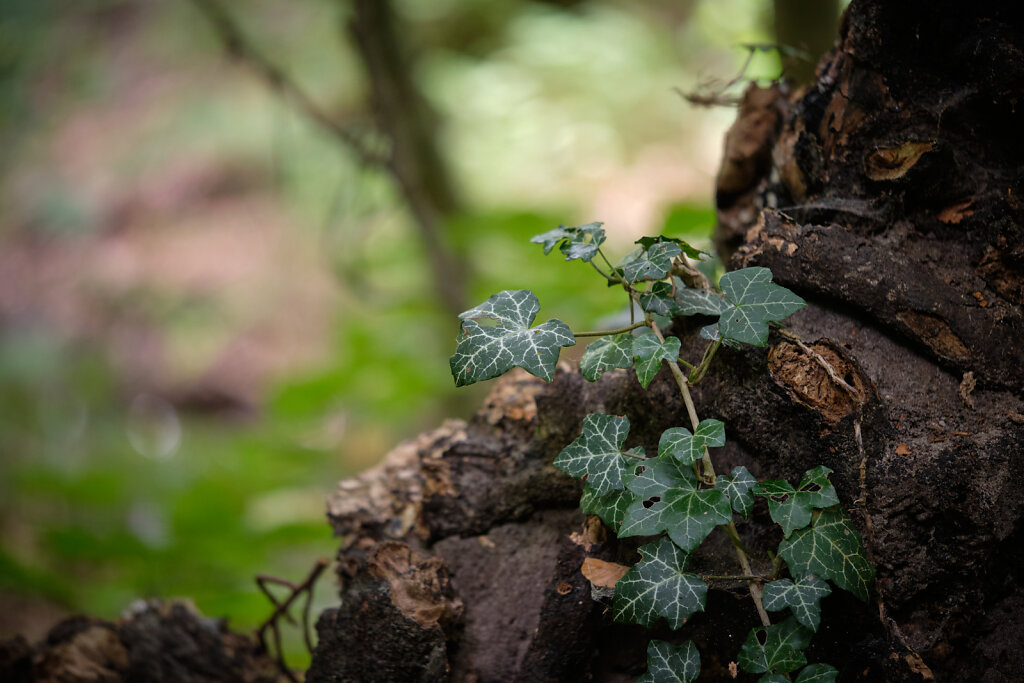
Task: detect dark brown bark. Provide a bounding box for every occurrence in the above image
[0,601,282,683]
[309,1,1024,681]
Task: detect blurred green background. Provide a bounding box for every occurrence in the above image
[0,0,839,667]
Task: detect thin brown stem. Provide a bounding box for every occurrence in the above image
[573,321,650,338]
[255,558,329,680]
[647,317,771,627]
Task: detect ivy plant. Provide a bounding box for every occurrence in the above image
[450,222,874,682]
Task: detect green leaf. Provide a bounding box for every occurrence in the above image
[675,287,729,317]
[699,322,741,349]
[715,466,757,518]
[451,290,575,387]
[619,454,732,552]
[580,483,634,530]
[635,235,706,261]
[779,507,875,601]
[613,538,707,629]
[658,420,726,466]
[553,414,643,496]
[637,640,701,683]
[753,466,840,538]
[632,329,681,388]
[638,281,677,317]
[579,333,634,382]
[795,663,839,683]
[762,575,832,631]
[717,267,805,346]
[530,222,606,262]
[619,242,682,284]
[738,617,813,675]
[758,676,790,683]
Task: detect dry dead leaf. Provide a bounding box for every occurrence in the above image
[895,443,912,455]
[580,558,630,588]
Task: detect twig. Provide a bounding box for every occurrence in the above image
[776,328,860,398]
[255,558,329,681]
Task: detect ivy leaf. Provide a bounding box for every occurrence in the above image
[738,617,813,675]
[580,483,634,530]
[635,235,706,261]
[638,281,678,317]
[580,333,635,382]
[762,575,832,631]
[553,414,643,496]
[658,420,726,466]
[632,329,681,388]
[530,222,606,262]
[779,507,875,601]
[619,242,682,284]
[753,466,840,538]
[715,466,757,518]
[795,664,840,683]
[675,287,729,317]
[757,676,790,683]
[637,640,701,683]
[451,290,575,387]
[718,267,806,346]
[699,322,741,349]
[619,454,732,552]
[613,538,708,629]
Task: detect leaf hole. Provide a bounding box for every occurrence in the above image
[804,483,822,493]
[642,496,661,509]
[756,629,768,647]
[770,494,790,503]
[634,465,647,476]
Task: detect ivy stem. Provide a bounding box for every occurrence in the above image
[589,259,619,284]
[701,574,768,582]
[597,247,617,276]
[573,321,650,338]
[688,337,721,384]
[647,317,772,628]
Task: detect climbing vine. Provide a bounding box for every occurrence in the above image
[450,222,874,682]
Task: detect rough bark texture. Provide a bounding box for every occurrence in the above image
[310,1,1024,681]
[0,601,282,682]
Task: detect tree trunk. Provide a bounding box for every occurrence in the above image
[309,1,1024,681]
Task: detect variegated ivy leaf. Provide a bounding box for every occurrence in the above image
[658,419,726,466]
[779,507,875,601]
[737,616,813,675]
[715,465,757,518]
[632,329,681,388]
[451,290,575,387]
[613,537,707,629]
[553,414,643,496]
[619,454,732,552]
[753,466,840,538]
[580,333,634,381]
[619,241,682,284]
[580,483,634,530]
[795,663,840,683]
[717,267,806,346]
[530,222,606,262]
[762,575,832,631]
[637,640,700,683]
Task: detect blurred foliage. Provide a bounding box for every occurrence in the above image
[0,0,837,666]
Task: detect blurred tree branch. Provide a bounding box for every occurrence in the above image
[190,0,468,315]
